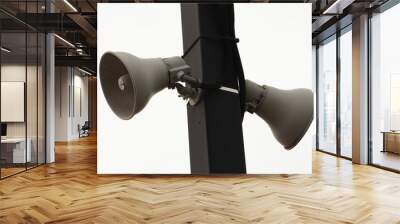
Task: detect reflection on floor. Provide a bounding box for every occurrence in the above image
[373,150,400,171]
[0,167,25,178]
[0,162,41,178]
[341,148,352,158]
[0,135,400,223]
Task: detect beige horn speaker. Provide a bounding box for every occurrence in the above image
[245,79,314,149]
[99,51,188,120]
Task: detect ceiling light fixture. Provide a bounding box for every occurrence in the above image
[63,0,78,12]
[1,47,11,53]
[322,0,354,15]
[78,67,93,76]
[54,34,75,48]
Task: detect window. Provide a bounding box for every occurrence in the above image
[370,3,400,171]
[317,36,337,155]
[339,28,352,158]
[316,26,353,159]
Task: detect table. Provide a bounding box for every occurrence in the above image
[1,138,32,164]
[381,131,400,154]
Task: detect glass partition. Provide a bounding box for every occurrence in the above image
[370,3,400,171]
[38,32,45,165]
[27,30,38,169]
[0,1,46,179]
[37,0,46,165]
[1,31,28,177]
[339,28,352,158]
[317,36,337,155]
[26,0,44,169]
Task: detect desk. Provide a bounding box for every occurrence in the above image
[1,138,31,163]
[381,131,400,154]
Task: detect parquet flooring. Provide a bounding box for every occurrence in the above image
[1,134,400,223]
[0,167,26,178]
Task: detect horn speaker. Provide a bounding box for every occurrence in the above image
[245,80,314,149]
[99,51,187,119]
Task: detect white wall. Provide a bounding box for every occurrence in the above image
[1,65,37,138]
[1,65,26,138]
[55,67,89,141]
[71,73,89,138]
[55,67,69,141]
[1,82,25,122]
[77,74,89,126]
[1,63,46,163]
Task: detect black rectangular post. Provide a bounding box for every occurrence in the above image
[181,3,246,174]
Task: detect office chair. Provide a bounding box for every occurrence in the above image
[79,121,90,138]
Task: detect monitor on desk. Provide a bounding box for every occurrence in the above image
[1,123,7,138]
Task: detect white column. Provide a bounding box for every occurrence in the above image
[45,1,56,163]
[352,14,369,164]
[46,33,55,163]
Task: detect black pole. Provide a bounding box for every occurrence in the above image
[181,3,246,174]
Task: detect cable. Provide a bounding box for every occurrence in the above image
[181,31,246,119]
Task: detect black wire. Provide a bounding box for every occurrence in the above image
[181,12,247,120]
[233,44,246,119]
[181,35,240,90]
[228,6,246,119]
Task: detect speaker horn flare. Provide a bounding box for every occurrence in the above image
[245,79,314,149]
[99,51,189,120]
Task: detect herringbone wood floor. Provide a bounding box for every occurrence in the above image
[1,134,400,224]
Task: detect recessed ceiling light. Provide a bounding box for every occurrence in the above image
[63,0,78,12]
[1,47,11,53]
[323,0,354,15]
[78,67,93,76]
[54,34,75,48]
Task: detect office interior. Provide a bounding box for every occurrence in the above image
[0,0,97,179]
[0,0,400,222]
[314,0,400,172]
